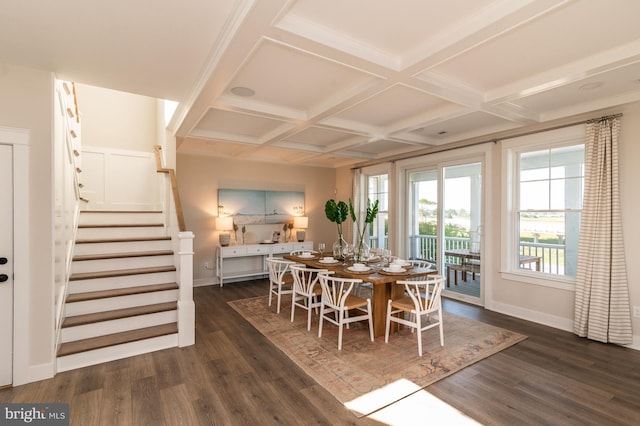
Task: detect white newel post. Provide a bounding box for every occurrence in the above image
[178,231,195,347]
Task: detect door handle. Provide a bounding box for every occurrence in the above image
[0,274,8,283]
[0,257,6,265]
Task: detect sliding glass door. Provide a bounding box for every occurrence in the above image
[408,160,482,302]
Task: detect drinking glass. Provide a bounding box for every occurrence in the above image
[382,249,392,266]
[318,243,326,255]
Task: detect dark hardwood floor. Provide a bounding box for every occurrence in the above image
[1,278,639,425]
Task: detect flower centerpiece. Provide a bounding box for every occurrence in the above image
[349,197,379,262]
[324,199,351,260]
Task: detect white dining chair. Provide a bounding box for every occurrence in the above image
[266,257,298,314]
[290,265,327,330]
[317,271,374,350]
[289,249,320,256]
[409,259,436,269]
[385,275,445,356]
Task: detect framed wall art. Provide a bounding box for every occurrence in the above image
[218,189,304,225]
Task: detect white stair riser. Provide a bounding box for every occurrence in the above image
[71,255,175,274]
[70,271,176,293]
[65,290,179,316]
[79,212,165,225]
[74,239,172,255]
[61,310,178,343]
[56,333,178,373]
[76,226,167,239]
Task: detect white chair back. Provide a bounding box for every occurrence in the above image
[266,257,296,284]
[400,275,444,313]
[290,264,326,295]
[289,265,328,330]
[266,257,297,313]
[317,272,360,309]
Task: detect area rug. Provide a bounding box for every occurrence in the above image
[228,296,526,417]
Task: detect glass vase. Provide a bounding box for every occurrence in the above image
[332,235,351,261]
[353,238,370,263]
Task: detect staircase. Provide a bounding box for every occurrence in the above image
[56,210,180,372]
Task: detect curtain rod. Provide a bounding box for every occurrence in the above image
[352,112,623,170]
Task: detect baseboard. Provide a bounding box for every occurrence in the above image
[194,278,216,287]
[194,275,267,287]
[489,300,574,333]
[628,335,640,351]
[489,300,640,351]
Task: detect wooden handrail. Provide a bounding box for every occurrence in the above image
[154,145,186,232]
[71,82,80,123]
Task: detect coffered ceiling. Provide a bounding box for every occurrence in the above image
[3,0,640,168]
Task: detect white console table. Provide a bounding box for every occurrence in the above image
[216,241,313,286]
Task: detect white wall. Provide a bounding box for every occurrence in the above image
[74,83,158,152]
[176,153,337,286]
[0,65,55,382]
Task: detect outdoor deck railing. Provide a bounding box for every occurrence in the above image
[371,234,565,274]
[406,235,565,275]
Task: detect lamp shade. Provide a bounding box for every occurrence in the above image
[216,216,234,231]
[293,216,308,229]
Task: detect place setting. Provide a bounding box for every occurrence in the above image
[318,255,340,264]
[296,251,317,259]
[346,262,373,274]
[379,258,412,275]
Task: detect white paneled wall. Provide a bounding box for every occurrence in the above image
[81,147,162,211]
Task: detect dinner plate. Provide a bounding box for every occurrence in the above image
[318,259,339,264]
[382,267,406,274]
[347,266,371,273]
[298,255,315,259]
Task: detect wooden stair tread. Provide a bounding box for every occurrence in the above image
[70,265,176,281]
[78,223,164,228]
[62,302,177,328]
[75,236,171,244]
[66,283,179,303]
[73,250,173,261]
[57,323,178,357]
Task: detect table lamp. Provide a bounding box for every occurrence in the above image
[293,216,308,242]
[216,216,234,246]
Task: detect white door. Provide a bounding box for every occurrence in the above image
[0,144,13,386]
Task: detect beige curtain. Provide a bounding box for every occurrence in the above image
[574,117,632,345]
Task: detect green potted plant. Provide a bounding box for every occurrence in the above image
[324,199,351,260]
[350,198,379,262]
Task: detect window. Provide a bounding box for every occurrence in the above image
[367,173,388,249]
[503,126,584,283]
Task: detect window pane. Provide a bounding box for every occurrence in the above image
[409,169,438,262]
[550,177,583,209]
[520,181,549,210]
[517,210,580,277]
[520,150,549,181]
[551,145,584,178]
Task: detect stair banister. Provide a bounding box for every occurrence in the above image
[154,145,195,347]
[154,145,186,232]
